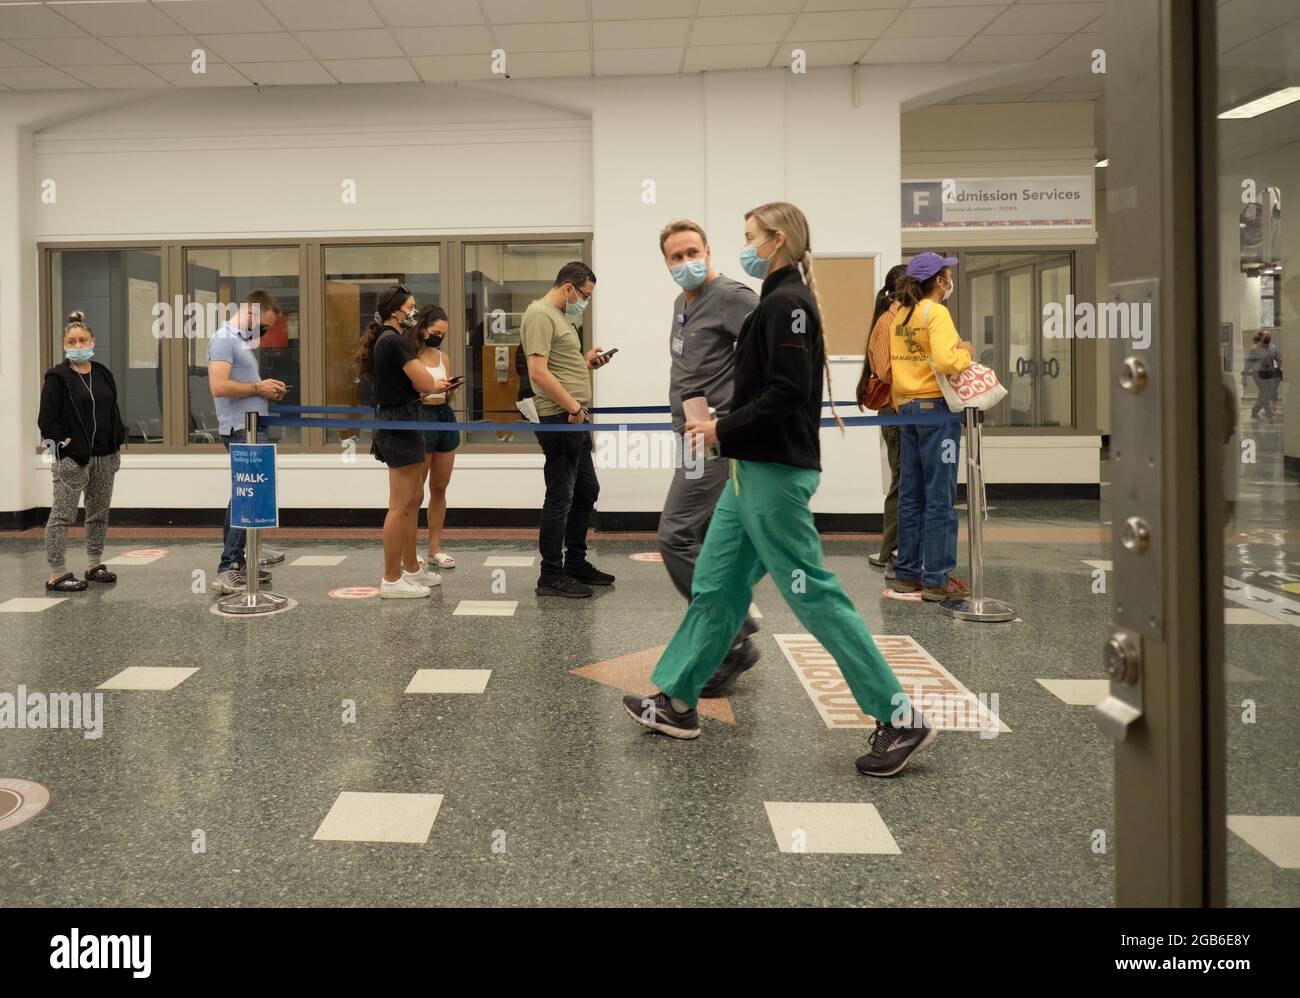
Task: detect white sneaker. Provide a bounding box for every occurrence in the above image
[404,566,442,587]
[381,576,431,599]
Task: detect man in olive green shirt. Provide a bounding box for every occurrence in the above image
[522,261,615,598]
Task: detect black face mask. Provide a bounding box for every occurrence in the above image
[423,334,444,348]
[258,324,269,337]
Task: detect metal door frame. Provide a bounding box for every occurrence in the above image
[1102,0,1225,907]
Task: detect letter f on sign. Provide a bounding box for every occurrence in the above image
[912,191,930,215]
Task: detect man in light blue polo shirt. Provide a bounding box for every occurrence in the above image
[206,289,286,594]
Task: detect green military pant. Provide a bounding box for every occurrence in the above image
[652,459,910,721]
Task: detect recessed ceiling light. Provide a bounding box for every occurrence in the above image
[1219,87,1300,119]
[1094,158,1108,168]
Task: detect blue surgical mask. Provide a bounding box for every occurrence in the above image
[65,347,94,363]
[671,260,709,291]
[740,238,774,279]
[565,288,589,316]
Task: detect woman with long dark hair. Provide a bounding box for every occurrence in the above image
[888,253,975,602]
[621,202,937,779]
[411,304,459,569]
[353,286,449,598]
[857,263,908,578]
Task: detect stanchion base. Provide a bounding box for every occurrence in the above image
[939,596,1016,622]
[217,590,289,615]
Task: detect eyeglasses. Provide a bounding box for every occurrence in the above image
[570,285,592,301]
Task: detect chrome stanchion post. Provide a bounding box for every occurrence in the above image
[218,410,288,615]
[941,407,1015,622]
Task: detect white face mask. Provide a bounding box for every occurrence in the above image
[940,277,954,302]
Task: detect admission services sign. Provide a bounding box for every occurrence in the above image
[902,176,1095,231]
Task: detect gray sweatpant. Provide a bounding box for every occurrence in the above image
[656,449,759,654]
[45,453,121,571]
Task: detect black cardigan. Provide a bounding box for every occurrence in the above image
[38,360,127,466]
[715,265,824,471]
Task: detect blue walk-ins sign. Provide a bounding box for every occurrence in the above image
[229,443,278,529]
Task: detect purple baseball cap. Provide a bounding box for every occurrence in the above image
[906,252,958,282]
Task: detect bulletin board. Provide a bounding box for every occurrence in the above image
[814,254,879,360]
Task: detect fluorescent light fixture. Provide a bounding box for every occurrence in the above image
[1094,158,1108,168]
[1219,87,1300,119]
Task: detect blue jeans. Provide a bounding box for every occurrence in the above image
[218,428,259,573]
[895,398,960,589]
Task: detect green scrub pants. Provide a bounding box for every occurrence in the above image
[652,459,910,721]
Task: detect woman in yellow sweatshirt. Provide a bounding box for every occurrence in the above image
[889,252,975,601]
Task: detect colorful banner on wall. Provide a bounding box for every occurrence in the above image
[901,176,1095,230]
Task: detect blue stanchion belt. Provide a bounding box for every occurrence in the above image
[264,405,962,433]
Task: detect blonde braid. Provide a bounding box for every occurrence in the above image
[802,249,845,432]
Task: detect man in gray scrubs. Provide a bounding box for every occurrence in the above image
[656,219,761,697]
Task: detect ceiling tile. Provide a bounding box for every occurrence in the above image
[298,29,399,60]
[771,39,875,67]
[683,43,778,72]
[372,0,486,26]
[859,35,970,62]
[0,65,87,88]
[10,37,134,66]
[0,38,44,67]
[62,64,172,88]
[47,0,188,37]
[154,0,283,35]
[503,50,592,78]
[910,0,1011,6]
[398,25,495,56]
[594,0,699,17]
[1040,31,1105,65]
[233,60,337,84]
[983,3,1104,34]
[593,46,683,75]
[410,53,499,80]
[483,0,589,24]
[950,33,1070,61]
[594,18,692,49]
[105,35,215,65]
[494,21,589,53]
[789,10,895,40]
[197,32,314,62]
[698,0,801,13]
[802,0,907,10]
[259,0,384,31]
[320,57,418,83]
[0,4,85,39]
[884,4,1005,36]
[145,62,253,86]
[1037,72,1103,93]
[690,14,794,46]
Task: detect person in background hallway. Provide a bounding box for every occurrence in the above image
[522,261,616,598]
[858,263,908,581]
[655,218,761,697]
[412,304,459,571]
[623,201,938,779]
[888,253,975,603]
[1244,331,1281,422]
[39,310,127,593]
[208,289,286,596]
[355,286,448,598]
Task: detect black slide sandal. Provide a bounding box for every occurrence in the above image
[85,565,117,584]
[46,572,88,593]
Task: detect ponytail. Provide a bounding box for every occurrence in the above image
[801,249,845,433]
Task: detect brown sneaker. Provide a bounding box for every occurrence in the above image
[891,576,921,593]
[923,575,970,602]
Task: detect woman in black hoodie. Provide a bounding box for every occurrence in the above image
[37,311,128,592]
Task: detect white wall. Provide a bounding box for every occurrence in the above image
[6,68,1099,523]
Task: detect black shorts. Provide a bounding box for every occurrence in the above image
[370,401,425,469]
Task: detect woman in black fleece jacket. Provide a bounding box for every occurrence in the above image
[37,311,127,592]
[622,202,938,779]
